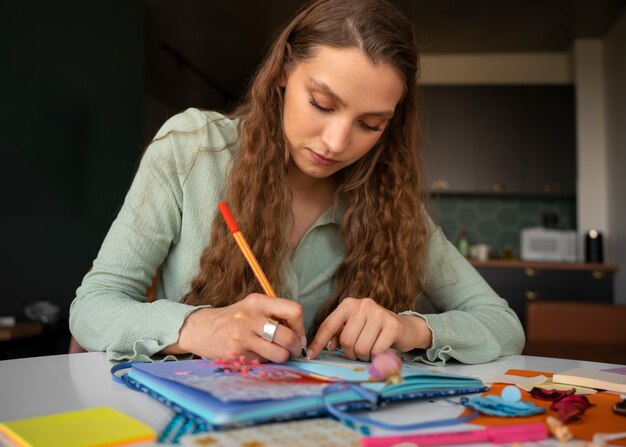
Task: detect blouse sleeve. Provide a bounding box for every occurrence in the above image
[402,219,525,365]
[69,110,214,362]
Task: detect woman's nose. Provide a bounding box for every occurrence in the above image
[321,117,351,154]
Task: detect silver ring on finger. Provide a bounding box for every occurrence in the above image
[262,318,279,343]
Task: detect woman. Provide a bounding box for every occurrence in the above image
[70,0,524,364]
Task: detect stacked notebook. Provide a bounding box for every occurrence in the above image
[115,352,486,430]
[552,367,626,394]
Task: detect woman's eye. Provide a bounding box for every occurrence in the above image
[360,121,381,132]
[309,96,382,132]
[309,98,332,112]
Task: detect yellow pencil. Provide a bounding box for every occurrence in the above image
[218,202,307,357]
[218,202,277,297]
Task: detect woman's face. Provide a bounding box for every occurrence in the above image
[281,45,404,181]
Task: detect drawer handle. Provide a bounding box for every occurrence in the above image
[493,182,507,192]
[525,290,539,300]
[592,270,606,279]
[525,268,537,277]
[432,180,449,191]
[543,183,560,193]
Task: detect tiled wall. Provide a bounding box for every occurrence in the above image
[429,195,577,258]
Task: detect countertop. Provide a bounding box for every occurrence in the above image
[469,259,619,272]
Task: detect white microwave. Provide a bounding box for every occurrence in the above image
[520,227,577,262]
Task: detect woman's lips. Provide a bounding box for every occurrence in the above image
[308,148,339,167]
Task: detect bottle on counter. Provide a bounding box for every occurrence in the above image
[457,229,470,258]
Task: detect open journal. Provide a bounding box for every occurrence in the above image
[114,352,487,430]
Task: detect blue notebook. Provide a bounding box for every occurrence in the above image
[115,353,486,430]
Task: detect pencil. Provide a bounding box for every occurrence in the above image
[218,202,277,297]
[218,202,307,358]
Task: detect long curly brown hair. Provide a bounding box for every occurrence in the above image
[181,0,430,334]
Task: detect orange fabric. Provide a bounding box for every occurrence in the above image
[463,369,626,445]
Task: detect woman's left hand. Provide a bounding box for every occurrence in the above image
[306,297,433,361]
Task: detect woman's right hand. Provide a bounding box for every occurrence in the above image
[164,293,306,363]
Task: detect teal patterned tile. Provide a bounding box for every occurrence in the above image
[519,200,540,215]
[438,199,460,215]
[520,218,537,228]
[493,196,511,209]
[496,207,518,227]
[439,217,457,236]
[476,217,498,240]
[430,195,576,258]
[558,200,573,214]
[457,206,478,226]
[476,199,495,214]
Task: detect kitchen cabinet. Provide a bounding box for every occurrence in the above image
[523,87,576,194]
[421,86,576,195]
[421,87,476,192]
[472,260,616,327]
[473,87,526,193]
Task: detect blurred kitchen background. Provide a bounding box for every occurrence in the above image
[2,1,626,359]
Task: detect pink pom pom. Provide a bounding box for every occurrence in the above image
[369,350,402,381]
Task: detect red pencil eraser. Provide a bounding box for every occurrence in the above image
[218,202,239,233]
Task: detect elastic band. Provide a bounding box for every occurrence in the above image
[110,362,141,389]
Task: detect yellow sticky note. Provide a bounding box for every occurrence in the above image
[0,407,156,447]
[534,377,598,395]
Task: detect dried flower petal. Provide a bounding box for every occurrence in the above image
[551,395,592,410]
[530,387,575,401]
[556,403,584,424]
[550,395,593,424]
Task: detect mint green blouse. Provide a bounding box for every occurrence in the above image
[69,108,524,364]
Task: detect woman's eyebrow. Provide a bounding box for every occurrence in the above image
[307,77,395,118]
[308,77,347,107]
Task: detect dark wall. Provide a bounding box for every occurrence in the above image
[0,2,144,319]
